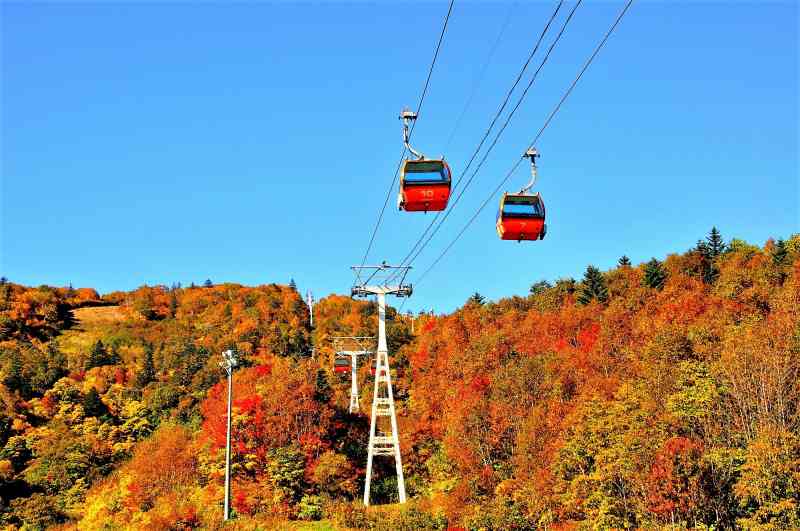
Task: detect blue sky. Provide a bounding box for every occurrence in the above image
[2,1,797,313]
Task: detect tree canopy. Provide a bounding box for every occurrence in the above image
[0,232,798,529]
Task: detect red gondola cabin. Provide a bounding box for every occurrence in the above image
[496,192,546,241]
[398,159,452,212]
[334,358,350,374]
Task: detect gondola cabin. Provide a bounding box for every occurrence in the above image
[334,357,350,374]
[496,192,546,241]
[398,159,452,212]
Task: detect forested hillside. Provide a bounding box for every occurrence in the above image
[1,231,798,530]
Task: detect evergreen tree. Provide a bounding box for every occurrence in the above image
[772,239,789,284]
[643,258,667,290]
[203,279,213,288]
[40,344,68,392]
[530,280,552,295]
[82,388,106,417]
[693,237,720,284]
[577,266,608,305]
[618,255,632,267]
[3,352,28,396]
[86,340,109,370]
[175,344,209,387]
[314,369,332,403]
[704,263,719,285]
[107,345,122,365]
[772,239,788,266]
[706,227,726,258]
[467,292,486,306]
[289,278,297,290]
[135,343,156,388]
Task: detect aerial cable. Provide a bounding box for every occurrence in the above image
[414,0,635,288]
[354,0,456,287]
[394,0,580,276]
[386,0,566,284]
[443,2,517,154]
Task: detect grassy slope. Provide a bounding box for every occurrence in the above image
[58,305,145,370]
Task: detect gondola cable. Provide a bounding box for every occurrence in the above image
[414,0,635,288]
[353,0,455,287]
[387,0,567,284]
[391,0,579,280]
[443,2,517,154]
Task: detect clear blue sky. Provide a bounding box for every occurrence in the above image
[2,1,797,313]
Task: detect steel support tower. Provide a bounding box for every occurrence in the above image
[307,290,314,327]
[351,263,412,506]
[333,336,374,414]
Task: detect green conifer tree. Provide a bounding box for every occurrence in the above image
[707,227,726,258]
[530,280,552,295]
[772,239,789,284]
[289,278,297,290]
[3,352,28,396]
[203,279,213,288]
[643,258,668,290]
[618,255,632,267]
[314,369,332,403]
[82,388,106,417]
[135,343,156,388]
[176,343,209,387]
[86,340,108,370]
[577,266,609,305]
[107,345,122,365]
[468,292,486,306]
[693,236,719,284]
[773,239,788,265]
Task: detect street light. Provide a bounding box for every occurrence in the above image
[219,349,238,521]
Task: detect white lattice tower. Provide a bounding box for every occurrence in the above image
[351,264,412,506]
[307,289,314,327]
[333,337,373,414]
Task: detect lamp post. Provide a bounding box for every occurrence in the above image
[219,349,238,521]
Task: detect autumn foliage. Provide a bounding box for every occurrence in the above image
[1,233,799,529]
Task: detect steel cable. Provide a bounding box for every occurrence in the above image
[414,0,635,288]
[388,0,567,282]
[396,0,580,276]
[354,0,456,286]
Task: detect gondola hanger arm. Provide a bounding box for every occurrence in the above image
[400,107,424,160]
[519,147,540,194]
